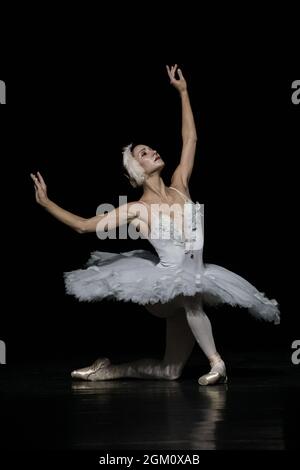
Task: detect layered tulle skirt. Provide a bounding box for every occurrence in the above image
[64,249,280,325]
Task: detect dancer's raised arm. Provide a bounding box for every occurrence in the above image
[166,64,197,189]
[30,172,140,234]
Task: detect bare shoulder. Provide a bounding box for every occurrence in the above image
[168,183,192,201]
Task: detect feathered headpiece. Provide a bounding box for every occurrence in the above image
[122,143,145,188]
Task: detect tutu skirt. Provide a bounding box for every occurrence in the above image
[64,249,280,325]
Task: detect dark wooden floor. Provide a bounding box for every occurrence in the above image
[0,349,299,451]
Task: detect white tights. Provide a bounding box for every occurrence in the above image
[183,296,218,361]
[87,294,223,381]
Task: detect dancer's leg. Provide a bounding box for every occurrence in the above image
[184,296,218,360]
[82,305,195,381]
[162,308,196,378]
[183,295,227,385]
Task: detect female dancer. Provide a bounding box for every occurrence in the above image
[31,65,280,385]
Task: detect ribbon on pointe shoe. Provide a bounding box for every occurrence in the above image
[71,357,111,380]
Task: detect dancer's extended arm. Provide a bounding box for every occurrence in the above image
[30,172,141,234]
[166,64,197,188]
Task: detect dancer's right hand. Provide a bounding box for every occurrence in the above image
[30,171,49,207]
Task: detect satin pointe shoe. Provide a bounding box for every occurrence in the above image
[71,357,111,380]
[198,359,228,386]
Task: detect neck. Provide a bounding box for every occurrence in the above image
[142,173,169,202]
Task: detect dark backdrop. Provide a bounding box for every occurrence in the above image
[1,58,298,364]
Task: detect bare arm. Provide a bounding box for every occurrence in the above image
[30,172,139,234]
[166,65,197,188]
[43,200,88,233]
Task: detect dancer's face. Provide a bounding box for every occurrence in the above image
[132,144,165,175]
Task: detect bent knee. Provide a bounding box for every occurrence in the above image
[163,364,182,380]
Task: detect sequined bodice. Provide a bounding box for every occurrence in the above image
[150,200,203,252]
[138,186,204,271]
[141,187,204,269]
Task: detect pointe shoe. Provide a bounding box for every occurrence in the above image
[198,360,228,386]
[71,357,111,380]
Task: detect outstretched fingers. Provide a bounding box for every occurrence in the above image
[30,173,37,185]
[31,172,45,189]
[166,64,178,81]
[30,173,42,193]
[37,171,47,190]
[30,172,49,206]
[177,68,184,80]
[166,64,172,80]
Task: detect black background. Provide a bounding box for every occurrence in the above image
[1,38,299,366]
[0,12,299,464]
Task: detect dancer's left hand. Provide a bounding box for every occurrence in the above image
[166,64,187,93]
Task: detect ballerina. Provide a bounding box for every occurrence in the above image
[30,65,280,385]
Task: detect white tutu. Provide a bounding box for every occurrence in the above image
[64,194,280,325]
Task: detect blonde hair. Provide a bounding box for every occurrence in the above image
[122,143,145,188]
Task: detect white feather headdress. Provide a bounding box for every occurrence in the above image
[122,143,145,188]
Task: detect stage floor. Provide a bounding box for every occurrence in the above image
[0,349,299,451]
